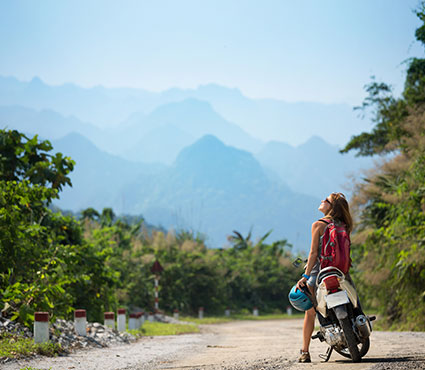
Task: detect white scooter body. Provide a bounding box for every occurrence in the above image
[315,267,359,318]
[310,266,374,362]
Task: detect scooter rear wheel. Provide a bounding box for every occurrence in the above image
[338,317,362,362]
[334,336,370,359]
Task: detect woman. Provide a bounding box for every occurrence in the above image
[295,192,353,363]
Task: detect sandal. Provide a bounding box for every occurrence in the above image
[299,350,311,363]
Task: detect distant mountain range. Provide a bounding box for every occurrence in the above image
[0,105,101,141]
[0,75,373,251]
[0,75,372,146]
[51,133,164,213]
[52,133,319,249]
[256,136,372,199]
[113,98,263,163]
[0,97,262,164]
[0,75,157,129]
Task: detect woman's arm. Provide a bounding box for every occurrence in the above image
[296,221,322,290]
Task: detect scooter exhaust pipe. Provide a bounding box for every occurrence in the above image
[355,315,371,339]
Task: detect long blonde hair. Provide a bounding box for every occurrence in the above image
[325,192,353,235]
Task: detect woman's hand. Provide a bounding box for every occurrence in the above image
[296,276,307,292]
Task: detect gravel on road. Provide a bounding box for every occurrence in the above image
[3,319,425,370]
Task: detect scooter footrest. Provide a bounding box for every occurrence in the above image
[368,315,376,321]
[311,331,324,341]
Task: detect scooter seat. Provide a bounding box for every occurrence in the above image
[317,266,345,286]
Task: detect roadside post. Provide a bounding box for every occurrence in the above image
[198,307,204,319]
[253,307,259,316]
[225,307,230,317]
[129,313,138,330]
[74,309,87,336]
[151,260,164,314]
[117,308,126,332]
[286,306,293,316]
[104,312,115,329]
[173,309,179,320]
[34,312,49,343]
[139,311,145,327]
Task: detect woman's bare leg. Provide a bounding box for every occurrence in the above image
[302,284,316,352]
[301,307,316,352]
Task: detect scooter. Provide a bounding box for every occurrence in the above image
[305,266,376,362]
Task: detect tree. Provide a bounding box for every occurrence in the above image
[0,129,95,325]
[81,207,100,221]
[0,130,74,197]
[340,80,408,156]
[341,4,425,330]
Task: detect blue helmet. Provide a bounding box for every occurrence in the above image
[288,285,313,311]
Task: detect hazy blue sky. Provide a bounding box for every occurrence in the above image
[0,0,422,104]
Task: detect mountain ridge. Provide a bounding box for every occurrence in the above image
[52,133,318,250]
[0,75,371,146]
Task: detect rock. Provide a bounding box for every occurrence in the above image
[0,314,170,355]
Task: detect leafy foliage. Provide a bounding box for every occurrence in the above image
[340,79,408,156]
[0,130,74,195]
[341,3,425,157]
[0,130,113,325]
[0,128,300,326]
[343,4,425,330]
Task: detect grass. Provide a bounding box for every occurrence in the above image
[231,313,304,321]
[180,312,304,325]
[128,321,199,337]
[125,313,304,336]
[179,316,233,325]
[0,332,62,360]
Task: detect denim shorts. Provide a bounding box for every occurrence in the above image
[307,274,317,287]
[307,260,320,287]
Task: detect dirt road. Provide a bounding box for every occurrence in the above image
[4,319,425,370]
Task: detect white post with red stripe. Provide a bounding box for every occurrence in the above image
[253,307,259,316]
[151,261,163,315]
[104,312,115,329]
[129,313,138,330]
[34,312,49,343]
[138,312,145,327]
[154,275,159,313]
[148,312,154,322]
[173,309,179,320]
[198,307,204,319]
[117,308,126,332]
[286,306,293,316]
[225,307,230,317]
[74,309,87,336]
